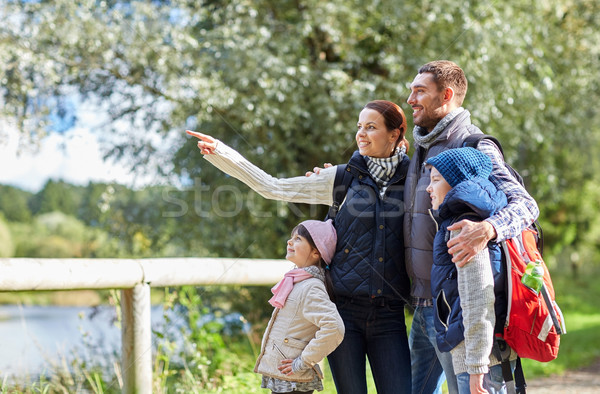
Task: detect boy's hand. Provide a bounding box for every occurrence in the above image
[186,130,218,155]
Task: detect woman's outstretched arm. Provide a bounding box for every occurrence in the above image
[186,130,337,205]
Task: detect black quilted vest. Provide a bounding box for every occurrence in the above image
[330,150,410,302]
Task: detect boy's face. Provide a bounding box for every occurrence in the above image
[427,167,452,210]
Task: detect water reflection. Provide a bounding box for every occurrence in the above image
[0,304,152,380]
[0,303,249,383]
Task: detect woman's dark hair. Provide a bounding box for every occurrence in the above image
[293,224,336,302]
[363,100,409,154]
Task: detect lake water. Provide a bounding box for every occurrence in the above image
[0,304,166,381]
[0,303,249,383]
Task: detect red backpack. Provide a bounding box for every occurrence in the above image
[500,227,566,361]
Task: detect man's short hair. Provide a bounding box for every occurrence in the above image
[418,60,468,106]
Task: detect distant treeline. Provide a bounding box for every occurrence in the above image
[0,180,213,259]
[0,179,277,331]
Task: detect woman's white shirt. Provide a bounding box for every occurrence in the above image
[203,140,337,206]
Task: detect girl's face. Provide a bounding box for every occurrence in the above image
[355,108,399,158]
[285,230,321,268]
[426,167,452,210]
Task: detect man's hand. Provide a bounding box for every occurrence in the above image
[470,373,488,394]
[446,220,497,267]
[305,163,333,177]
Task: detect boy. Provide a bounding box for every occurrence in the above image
[425,147,517,394]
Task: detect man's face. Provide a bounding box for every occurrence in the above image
[407,73,447,132]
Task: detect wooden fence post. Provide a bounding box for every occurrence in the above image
[121,283,152,393]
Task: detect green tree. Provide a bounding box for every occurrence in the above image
[0,184,32,222]
[1,0,599,265]
[0,215,15,257]
[78,182,116,227]
[11,211,120,258]
[28,179,84,216]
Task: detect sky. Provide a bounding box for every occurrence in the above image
[0,103,160,193]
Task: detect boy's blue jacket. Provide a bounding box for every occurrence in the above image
[430,177,508,352]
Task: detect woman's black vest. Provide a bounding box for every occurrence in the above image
[329,150,410,303]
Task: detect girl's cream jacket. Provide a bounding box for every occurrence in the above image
[254,277,344,382]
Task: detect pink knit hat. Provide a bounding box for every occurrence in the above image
[300,219,337,264]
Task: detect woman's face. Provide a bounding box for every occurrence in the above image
[355,108,398,158]
[426,167,452,210]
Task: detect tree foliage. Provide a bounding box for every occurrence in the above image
[1,0,599,264]
[0,216,14,257]
[28,179,82,216]
[0,185,32,222]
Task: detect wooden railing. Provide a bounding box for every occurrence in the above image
[0,258,289,393]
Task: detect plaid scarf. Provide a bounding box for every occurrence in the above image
[365,149,404,190]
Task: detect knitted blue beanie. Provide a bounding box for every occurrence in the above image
[426,147,492,187]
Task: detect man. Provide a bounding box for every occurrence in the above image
[404,60,539,394]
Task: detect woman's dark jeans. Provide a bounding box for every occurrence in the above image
[327,296,411,394]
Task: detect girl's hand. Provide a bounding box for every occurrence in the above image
[277,358,294,376]
[186,130,218,155]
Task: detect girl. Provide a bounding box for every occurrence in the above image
[255,219,344,394]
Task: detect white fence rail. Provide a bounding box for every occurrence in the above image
[0,258,289,393]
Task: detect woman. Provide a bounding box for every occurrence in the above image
[187,100,411,394]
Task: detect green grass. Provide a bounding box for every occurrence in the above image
[320,358,377,394]
[201,358,377,394]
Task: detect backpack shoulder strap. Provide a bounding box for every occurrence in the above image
[463,134,525,187]
[326,164,352,220]
[462,134,505,157]
[493,338,527,394]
